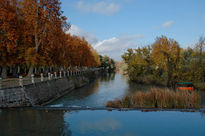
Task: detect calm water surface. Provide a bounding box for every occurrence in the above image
[0,109,205,136]
[49,73,205,108]
[1,73,205,136]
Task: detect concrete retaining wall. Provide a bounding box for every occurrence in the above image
[0,71,100,108]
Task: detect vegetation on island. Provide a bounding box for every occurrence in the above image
[106,88,201,109]
[100,55,116,72]
[122,36,205,89]
[0,0,108,78]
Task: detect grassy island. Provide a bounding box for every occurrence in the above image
[106,88,201,109]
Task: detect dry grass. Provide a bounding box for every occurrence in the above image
[106,88,201,109]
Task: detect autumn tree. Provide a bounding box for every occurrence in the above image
[179,48,194,81]
[99,55,115,72]
[21,0,69,76]
[0,0,101,78]
[0,0,20,78]
[122,46,152,82]
[89,45,101,66]
[122,36,182,87]
[152,36,181,87]
[121,48,134,64]
[192,37,205,82]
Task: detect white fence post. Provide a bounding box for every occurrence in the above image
[19,76,23,87]
[31,74,34,84]
[41,73,44,81]
[54,72,57,79]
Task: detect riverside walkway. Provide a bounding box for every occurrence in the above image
[0,68,103,89]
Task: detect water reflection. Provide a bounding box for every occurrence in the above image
[78,118,121,132]
[0,109,71,136]
[100,72,116,82]
[66,110,205,136]
[49,73,205,108]
[1,109,205,136]
[49,73,129,108]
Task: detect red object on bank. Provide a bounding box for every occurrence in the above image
[177,82,194,91]
[177,87,194,91]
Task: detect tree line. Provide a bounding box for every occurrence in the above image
[122,35,205,89]
[0,0,103,78]
[99,55,116,72]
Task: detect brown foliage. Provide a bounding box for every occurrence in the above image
[106,88,201,109]
[0,0,100,77]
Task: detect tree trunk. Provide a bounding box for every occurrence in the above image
[17,65,20,74]
[9,66,12,74]
[12,66,17,77]
[34,67,37,74]
[27,64,34,77]
[1,65,7,78]
[49,67,52,72]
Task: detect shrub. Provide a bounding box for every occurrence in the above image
[106,88,201,109]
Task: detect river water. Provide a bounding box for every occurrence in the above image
[1,109,205,136]
[1,73,205,136]
[48,73,205,108]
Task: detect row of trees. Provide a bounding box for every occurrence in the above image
[99,55,116,72]
[0,0,101,78]
[122,36,205,88]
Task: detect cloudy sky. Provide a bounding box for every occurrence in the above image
[61,0,205,61]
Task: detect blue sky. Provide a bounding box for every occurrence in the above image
[60,0,205,61]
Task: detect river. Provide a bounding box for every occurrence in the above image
[1,73,205,136]
[1,109,205,136]
[48,72,205,108]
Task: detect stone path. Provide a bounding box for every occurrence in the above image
[0,68,103,89]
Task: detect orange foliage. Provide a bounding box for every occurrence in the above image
[0,0,20,66]
[0,0,100,73]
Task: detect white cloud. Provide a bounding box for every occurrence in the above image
[76,1,120,15]
[94,34,144,61]
[79,119,121,132]
[68,25,144,61]
[68,25,98,44]
[162,21,174,28]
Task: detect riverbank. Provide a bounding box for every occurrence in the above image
[125,75,205,91]
[0,70,101,108]
[106,87,201,109]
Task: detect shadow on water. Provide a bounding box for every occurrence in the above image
[1,109,205,136]
[0,109,71,136]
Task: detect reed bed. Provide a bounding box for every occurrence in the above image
[106,88,201,109]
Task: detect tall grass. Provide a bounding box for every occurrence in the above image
[106,88,201,109]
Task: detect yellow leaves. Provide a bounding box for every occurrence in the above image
[0,0,100,68]
[25,47,39,66]
[152,35,181,70]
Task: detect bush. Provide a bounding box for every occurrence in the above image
[106,88,201,109]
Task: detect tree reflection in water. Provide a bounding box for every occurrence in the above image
[0,109,72,136]
[1,109,205,136]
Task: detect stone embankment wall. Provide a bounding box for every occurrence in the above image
[0,71,100,108]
